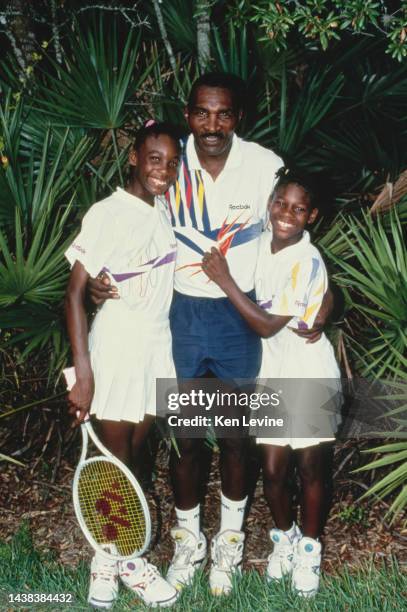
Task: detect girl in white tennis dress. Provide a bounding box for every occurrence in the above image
[201,171,342,599]
[65,123,181,609]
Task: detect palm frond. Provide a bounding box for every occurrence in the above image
[36,17,156,129]
[328,210,407,379]
[276,65,344,159]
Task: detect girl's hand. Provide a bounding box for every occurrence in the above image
[202,247,231,288]
[67,369,94,425]
[88,272,119,306]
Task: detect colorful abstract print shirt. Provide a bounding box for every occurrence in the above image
[255,230,327,330]
[166,134,284,298]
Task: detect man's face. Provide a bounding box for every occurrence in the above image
[185,86,240,158]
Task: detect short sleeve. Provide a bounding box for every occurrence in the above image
[270,256,327,328]
[65,204,117,277]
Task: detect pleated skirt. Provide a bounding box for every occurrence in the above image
[88,303,175,423]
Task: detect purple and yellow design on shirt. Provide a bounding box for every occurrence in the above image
[257,257,325,330]
[101,249,177,282]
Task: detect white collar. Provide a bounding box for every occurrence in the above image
[264,229,311,261]
[115,187,158,216]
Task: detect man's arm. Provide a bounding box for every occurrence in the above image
[65,261,95,423]
[202,248,291,338]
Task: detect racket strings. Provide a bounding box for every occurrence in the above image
[77,459,146,556]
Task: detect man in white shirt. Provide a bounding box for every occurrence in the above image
[163,73,283,596]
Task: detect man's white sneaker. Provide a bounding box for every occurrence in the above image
[166,527,207,591]
[88,550,119,609]
[209,529,244,596]
[119,557,178,608]
[266,525,302,581]
[292,536,322,598]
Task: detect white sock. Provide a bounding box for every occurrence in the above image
[220,492,247,533]
[175,504,200,539]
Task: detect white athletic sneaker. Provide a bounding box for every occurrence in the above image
[266,524,302,581]
[292,536,322,598]
[119,557,178,608]
[88,549,119,609]
[209,529,245,596]
[166,527,207,591]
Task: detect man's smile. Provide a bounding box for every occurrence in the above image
[200,133,224,143]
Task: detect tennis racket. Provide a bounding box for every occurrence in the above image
[64,367,151,561]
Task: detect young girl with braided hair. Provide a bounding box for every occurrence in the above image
[202,170,341,598]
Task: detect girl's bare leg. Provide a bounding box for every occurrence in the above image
[262,444,294,531]
[130,415,155,481]
[97,417,154,478]
[296,444,329,539]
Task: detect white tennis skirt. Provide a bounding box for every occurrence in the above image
[88,303,175,423]
[256,329,342,449]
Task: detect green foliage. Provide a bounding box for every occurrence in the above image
[228,0,407,61]
[0,206,71,369]
[0,16,168,373]
[275,65,344,160]
[212,22,250,80]
[1,525,406,610]
[321,210,407,520]
[36,18,152,130]
[328,211,407,379]
[337,503,369,527]
[305,42,407,192]
[356,440,407,520]
[0,92,96,229]
[161,0,197,56]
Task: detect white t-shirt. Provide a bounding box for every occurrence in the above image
[165,134,283,298]
[255,230,327,330]
[65,188,177,320]
[255,230,341,382]
[254,230,342,444]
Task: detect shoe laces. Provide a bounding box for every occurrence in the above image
[172,540,195,568]
[271,543,293,562]
[92,557,117,582]
[214,540,241,571]
[140,562,160,585]
[295,554,319,573]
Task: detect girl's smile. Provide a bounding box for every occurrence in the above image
[269,183,318,252]
[128,134,180,204]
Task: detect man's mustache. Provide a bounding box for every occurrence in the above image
[200,132,224,139]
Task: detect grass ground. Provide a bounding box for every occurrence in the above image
[1,525,406,612]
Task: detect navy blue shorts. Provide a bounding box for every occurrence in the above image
[169,290,262,380]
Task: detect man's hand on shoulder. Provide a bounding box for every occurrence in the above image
[88,272,119,305]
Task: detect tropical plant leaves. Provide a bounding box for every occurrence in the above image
[35,17,154,129]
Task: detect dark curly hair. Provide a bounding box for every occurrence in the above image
[133,122,183,155]
[188,72,247,114]
[273,167,330,214]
